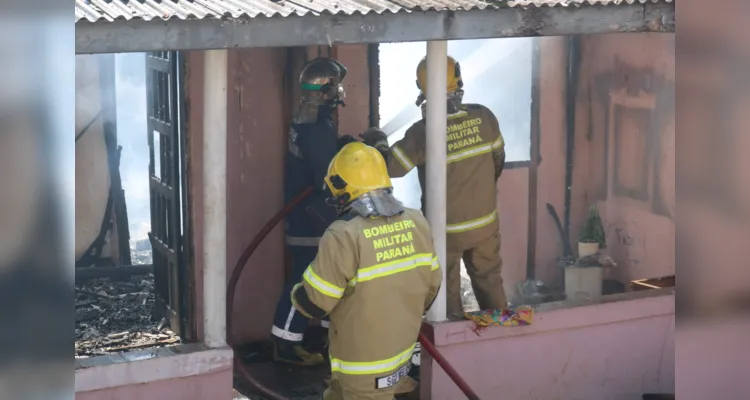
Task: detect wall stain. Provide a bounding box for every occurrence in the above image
[606,219,647,267]
[590,57,674,219]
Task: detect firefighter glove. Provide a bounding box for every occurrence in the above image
[337,134,357,150]
[360,127,389,152]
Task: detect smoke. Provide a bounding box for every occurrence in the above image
[74,52,151,258]
[114,53,150,243]
[75,54,116,261]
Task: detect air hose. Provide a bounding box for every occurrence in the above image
[227,186,481,400]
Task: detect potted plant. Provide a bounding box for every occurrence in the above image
[562,252,617,300]
[560,206,608,300]
[577,205,606,258]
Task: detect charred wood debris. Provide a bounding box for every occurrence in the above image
[74,246,475,357]
[75,241,180,358]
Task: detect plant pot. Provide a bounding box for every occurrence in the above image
[577,241,600,258]
[564,266,603,300]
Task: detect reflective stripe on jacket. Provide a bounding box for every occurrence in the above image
[293,208,442,380]
[387,104,505,247]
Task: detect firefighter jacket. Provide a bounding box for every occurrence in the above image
[284,111,351,248]
[387,104,505,248]
[291,208,442,388]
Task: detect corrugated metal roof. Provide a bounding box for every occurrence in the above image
[75,0,673,24]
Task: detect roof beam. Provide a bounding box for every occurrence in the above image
[75,3,674,54]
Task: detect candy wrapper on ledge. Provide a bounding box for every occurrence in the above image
[464,307,534,333]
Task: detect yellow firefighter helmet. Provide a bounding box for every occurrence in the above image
[324,142,392,207]
[415,55,463,98]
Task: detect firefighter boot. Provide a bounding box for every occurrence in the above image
[272,336,326,367]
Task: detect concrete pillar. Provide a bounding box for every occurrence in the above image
[202,49,228,348]
[424,41,448,322]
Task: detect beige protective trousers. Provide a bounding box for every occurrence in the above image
[445,231,508,316]
[323,376,397,400]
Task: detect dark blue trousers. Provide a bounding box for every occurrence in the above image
[271,246,329,342]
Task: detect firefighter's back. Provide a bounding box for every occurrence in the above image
[441,103,503,247]
[326,207,438,399]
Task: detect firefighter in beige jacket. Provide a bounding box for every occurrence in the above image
[290,142,442,400]
[362,55,507,316]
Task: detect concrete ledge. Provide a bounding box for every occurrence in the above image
[432,288,674,346]
[421,289,675,399]
[75,343,233,392]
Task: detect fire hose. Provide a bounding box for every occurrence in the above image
[227,188,481,400]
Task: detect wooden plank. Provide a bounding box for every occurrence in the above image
[75,264,154,282]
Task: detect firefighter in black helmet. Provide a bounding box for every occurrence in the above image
[271,57,356,366]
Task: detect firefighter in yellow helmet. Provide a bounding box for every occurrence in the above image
[290,142,442,400]
[361,55,508,316]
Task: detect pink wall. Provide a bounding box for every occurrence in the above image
[187,46,372,344]
[530,37,569,287]
[421,290,675,399]
[336,44,373,135]
[570,33,675,283]
[75,346,234,400]
[497,167,530,297]
[224,48,289,345]
[503,34,675,292]
[76,369,231,400]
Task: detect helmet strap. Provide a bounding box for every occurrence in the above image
[335,193,351,213]
[324,175,352,213]
[447,89,464,114]
[447,98,460,114]
[415,93,426,107]
[326,98,346,108]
